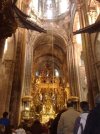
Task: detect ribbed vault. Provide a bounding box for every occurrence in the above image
[32,33,68,83]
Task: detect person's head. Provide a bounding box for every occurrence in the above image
[95,93,100,106]
[3,112,8,118]
[80,101,89,112]
[34,119,41,124]
[67,100,74,108]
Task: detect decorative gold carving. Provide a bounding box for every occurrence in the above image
[21,64,69,123]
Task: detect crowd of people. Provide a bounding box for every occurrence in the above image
[0,94,100,134]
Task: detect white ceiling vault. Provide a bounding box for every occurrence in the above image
[29,0,70,20]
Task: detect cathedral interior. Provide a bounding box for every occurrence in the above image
[0,0,100,125]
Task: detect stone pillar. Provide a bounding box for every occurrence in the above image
[22,30,33,96]
[3,61,15,110]
[9,30,25,126]
[0,39,15,117]
[78,0,99,108]
[0,60,14,116]
[66,44,79,97]
[0,39,5,58]
[94,32,100,90]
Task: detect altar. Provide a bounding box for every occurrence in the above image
[21,64,69,123]
[40,98,56,123]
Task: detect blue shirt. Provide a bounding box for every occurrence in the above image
[0,118,10,126]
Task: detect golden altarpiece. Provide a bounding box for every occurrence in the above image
[21,65,78,123]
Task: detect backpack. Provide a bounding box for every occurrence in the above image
[73,117,84,134]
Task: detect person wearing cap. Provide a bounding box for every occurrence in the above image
[83,93,100,134]
[57,100,80,134]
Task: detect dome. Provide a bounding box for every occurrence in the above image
[29,0,70,20]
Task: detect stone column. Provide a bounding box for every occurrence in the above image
[66,43,79,97]
[4,61,15,110]
[0,39,5,58]
[0,60,14,116]
[77,0,99,108]
[9,30,25,126]
[0,39,15,117]
[94,33,100,90]
[22,31,33,96]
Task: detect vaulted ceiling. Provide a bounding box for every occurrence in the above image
[21,0,75,84]
[20,0,99,85]
[32,33,67,79]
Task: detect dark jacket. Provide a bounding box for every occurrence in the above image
[50,109,66,134]
[31,120,43,134]
[50,113,61,134]
[83,105,100,134]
